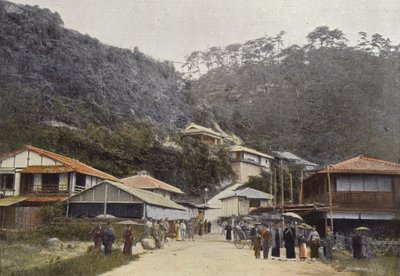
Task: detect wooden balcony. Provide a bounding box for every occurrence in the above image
[304,192,397,211]
[20,184,71,197]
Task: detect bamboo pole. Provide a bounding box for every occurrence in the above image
[280,162,284,209]
[327,165,334,232]
[273,168,277,207]
[299,171,304,204]
[269,170,273,196]
[289,173,293,203]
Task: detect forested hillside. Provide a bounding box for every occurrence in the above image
[185,27,400,164]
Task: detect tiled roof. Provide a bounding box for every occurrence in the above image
[22,165,74,174]
[2,145,118,181]
[220,188,274,200]
[319,155,400,175]
[230,145,274,159]
[24,197,67,203]
[120,175,184,194]
[68,181,186,210]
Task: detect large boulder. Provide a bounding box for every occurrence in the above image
[132,243,145,255]
[141,238,156,250]
[46,238,60,250]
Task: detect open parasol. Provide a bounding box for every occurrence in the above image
[282,212,303,222]
[354,226,371,231]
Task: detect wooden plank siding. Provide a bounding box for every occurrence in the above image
[303,174,400,212]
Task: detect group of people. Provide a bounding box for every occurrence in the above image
[253,223,329,261]
[198,219,212,236]
[174,219,195,241]
[91,222,134,256]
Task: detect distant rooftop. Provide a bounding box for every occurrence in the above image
[120,174,184,194]
[230,145,274,159]
[272,151,318,167]
[220,187,274,201]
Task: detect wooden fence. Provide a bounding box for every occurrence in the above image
[333,234,400,256]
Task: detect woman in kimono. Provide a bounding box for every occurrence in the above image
[175,220,181,241]
[91,224,102,254]
[271,225,281,259]
[225,223,232,241]
[298,229,308,260]
[324,227,334,261]
[308,226,320,260]
[253,232,262,259]
[122,225,134,255]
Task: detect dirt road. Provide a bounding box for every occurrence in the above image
[102,234,352,276]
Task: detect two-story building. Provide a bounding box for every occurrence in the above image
[302,155,400,235]
[230,145,274,183]
[120,172,184,200]
[272,150,318,172]
[0,145,118,229]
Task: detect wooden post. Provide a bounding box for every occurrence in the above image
[280,162,284,207]
[103,183,108,216]
[269,170,273,196]
[299,171,304,204]
[273,168,277,207]
[327,166,334,232]
[289,173,293,203]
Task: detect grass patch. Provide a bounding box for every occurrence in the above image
[1,250,138,276]
[331,250,400,276]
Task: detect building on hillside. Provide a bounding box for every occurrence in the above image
[220,188,274,217]
[272,151,318,171]
[302,155,400,236]
[0,145,118,229]
[120,172,184,200]
[66,180,191,220]
[182,123,232,146]
[230,145,274,183]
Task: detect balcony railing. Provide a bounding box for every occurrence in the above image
[304,192,396,210]
[20,184,71,197]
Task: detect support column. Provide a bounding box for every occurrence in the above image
[14,171,21,196]
[70,172,76,194]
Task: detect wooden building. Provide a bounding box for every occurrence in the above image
[182,123,228,146]
[303,155,400,235]
[0,145,118,229]
[120,172,184,200]
[220,188,274,217]
[66,180,191,220]
[230,145,274,183]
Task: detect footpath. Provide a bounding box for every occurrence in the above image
[102,233,353,276]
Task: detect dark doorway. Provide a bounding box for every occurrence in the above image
[20,174,34,194]
[42,174,60,193]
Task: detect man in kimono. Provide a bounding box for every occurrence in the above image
[283,223,296,259]
[102,222,115,255]
[91,223,102,254]
[122,225,134,255]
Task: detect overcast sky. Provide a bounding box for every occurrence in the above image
[11,0,400,65]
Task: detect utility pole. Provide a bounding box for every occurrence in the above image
[299,171,304,204]
[327,166,334,233]
[280,161,284,210]
[289,173,293,203]
[273,168,277,207]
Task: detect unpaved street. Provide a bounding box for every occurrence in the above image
[102,234,352,276]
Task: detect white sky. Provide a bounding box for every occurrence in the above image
[11,0,400,65]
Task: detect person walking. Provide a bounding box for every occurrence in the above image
[187,220,195,241]
[324,227,334,261]
[198,220,204,236]
[180,220,187,241]
[260,226,271,259]
[161,219,169,242]
[298,229,308,261]
[122,225,134,255]
[308,226,320,260]
[91,224,102,254]
[225,223,232,241]
[271,225,281,259]
[253,232,262,259]
[283,224,296,260]
[102,222,115,255]
[153,220,162,249]
[175,220,181,241]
